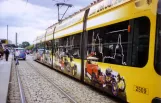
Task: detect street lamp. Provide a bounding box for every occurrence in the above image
[7,25,8,44]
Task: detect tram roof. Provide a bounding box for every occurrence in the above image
[35,0,131,42]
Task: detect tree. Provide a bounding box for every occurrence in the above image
[18,44,22,48]
[26,45,34,50]
[22,41,30,48]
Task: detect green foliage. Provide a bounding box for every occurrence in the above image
[26,45,34,50]
[22,41,30,48]
[18,44,22,48]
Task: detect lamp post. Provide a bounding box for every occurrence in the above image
[7,25,8,44]
[16,33,18,47]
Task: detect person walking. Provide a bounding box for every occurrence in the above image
[15,49,20,65]
[4,48,10,61]
[0,46,4,60]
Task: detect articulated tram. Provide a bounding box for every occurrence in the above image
[33,0,161,102]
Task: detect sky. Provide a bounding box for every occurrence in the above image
[0,0,93,45]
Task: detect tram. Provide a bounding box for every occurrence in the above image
[33,0,161,102]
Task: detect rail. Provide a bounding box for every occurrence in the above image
[15,64,26,103]
[26,61,77,103]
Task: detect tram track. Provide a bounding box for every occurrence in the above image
[15,65,26,103]
[14,60,26,103]
[26,61,77,103]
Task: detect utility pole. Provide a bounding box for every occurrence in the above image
[7,25,8,44]
[16,33,17,47]
[43,30,47,62]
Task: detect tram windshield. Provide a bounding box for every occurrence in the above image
[155,0,161,74]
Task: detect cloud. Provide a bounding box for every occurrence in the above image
[0,0,57,44]
[0,26,45,45]
[0,0,94,45]
[28,0,93,10]
[0,0,56,28]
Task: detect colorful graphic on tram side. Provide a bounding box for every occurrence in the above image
[43,50,52,65]
[52,50,81,79]
[53,55,77,76]
[84,56,126,100]
[35,50,80,79]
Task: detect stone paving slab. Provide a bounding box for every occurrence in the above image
[0,55,12,103]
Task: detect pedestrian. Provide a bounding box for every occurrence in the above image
[4,48,10,61]
[0,46,3,60]
[0,53,1,60]
[15,49,20,65]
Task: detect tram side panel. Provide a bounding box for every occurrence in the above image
[83,21,128,101]
[83,1,156,102]
[34,36,83,80]
[51,32,83,80]
[42,40,53,67]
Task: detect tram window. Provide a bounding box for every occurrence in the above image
[46,40,52,50]
[132,17,150,67]
[87,21,129,65]
[103,21,129,65]
[155,2,161,75]
[87,29,104,62]
[58,37,68,57]
[37,42,44,49]
[45,40,52,54]
[72,34,81,59]
[55,34,81,59]
[86,17,150,67]
[65,34,81,59]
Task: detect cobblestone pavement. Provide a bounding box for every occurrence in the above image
[7,60,21,103]
[27,56,119,103]
[18,60,72,103]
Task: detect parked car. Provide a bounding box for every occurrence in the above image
[14,48,26,60]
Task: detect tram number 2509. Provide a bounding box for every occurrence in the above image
[134,85,148,95]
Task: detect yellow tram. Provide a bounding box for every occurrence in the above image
[33,0,161,102]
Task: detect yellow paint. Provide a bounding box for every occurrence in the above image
[87,0,131,21]
[54,30,83,39]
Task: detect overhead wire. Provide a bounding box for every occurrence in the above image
[25,0,28,8]
[52,0,73,21]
